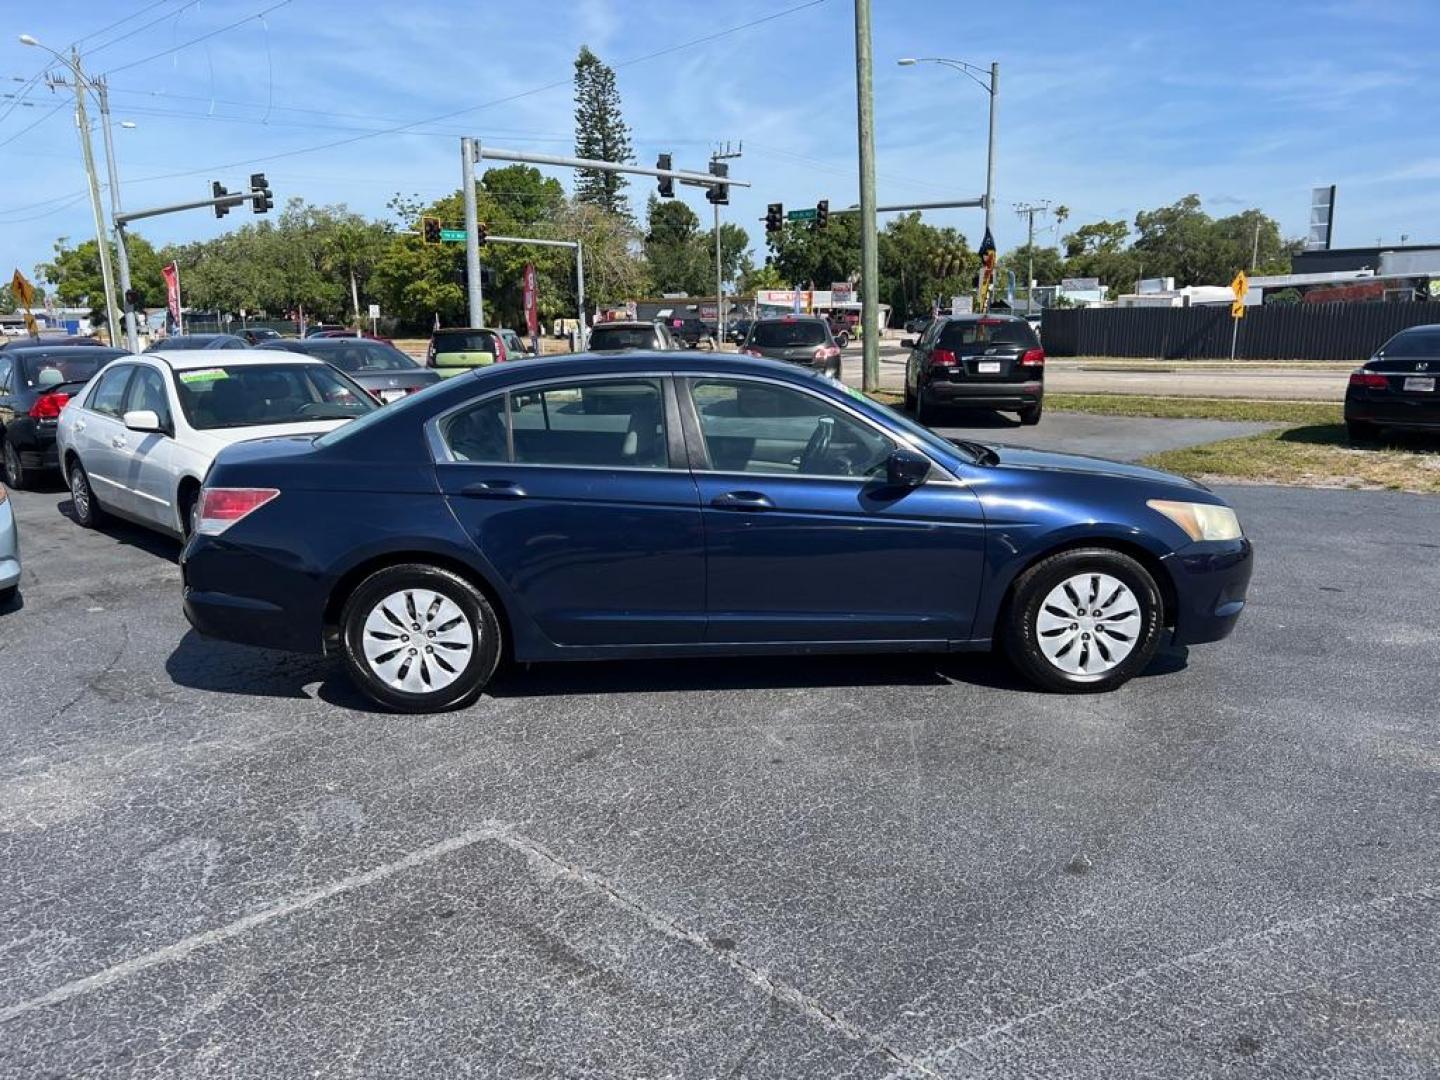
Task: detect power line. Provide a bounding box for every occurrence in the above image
[74,0,189,49]
[101,0,295,76]
[0,102,68,151]
[86,0,206,57]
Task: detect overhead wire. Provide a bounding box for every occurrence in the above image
[101,0,296,76]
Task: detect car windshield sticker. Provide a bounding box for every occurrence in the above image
[178,368,229,384]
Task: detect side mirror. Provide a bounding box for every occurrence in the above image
[886,447,930,488]
[123,409,164,434]
[901,338,916,349]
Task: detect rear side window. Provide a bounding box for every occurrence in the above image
[440,379,668,470]
[87,364,134,417]
[937,319,1039,350]
[749,321,828,348]
[1380,329,1440,357]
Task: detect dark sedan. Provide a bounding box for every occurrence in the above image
[0,345,128,488]
[182,353,1252,713]
[147,334,248,352]
[740,316,843,377]
[1345,324,1440,441]
[258,337,440,403]
[904,313,1045,425]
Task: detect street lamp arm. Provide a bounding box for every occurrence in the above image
[901,56,992,92]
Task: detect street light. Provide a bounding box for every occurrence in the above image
[19,34,131,349]
[897,56,999,238]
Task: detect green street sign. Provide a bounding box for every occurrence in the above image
[786,208,817,222]
[440,228,467,242]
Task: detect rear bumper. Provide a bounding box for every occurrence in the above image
[926,379,1043,409]
[7,421,60,471]
[181,536,326,654]
[1344,396,1440,429]
[1162,537,1253,646]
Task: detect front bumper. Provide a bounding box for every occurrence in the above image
[1162,537,1253,646]
[926,378,1043,409]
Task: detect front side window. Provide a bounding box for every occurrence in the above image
[690,379,893,479]
[122,366,173,430]
[87,364,134,417]
[172,363,376,430]
[441,379,668,469]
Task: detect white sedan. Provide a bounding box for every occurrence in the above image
[56,349,378,538]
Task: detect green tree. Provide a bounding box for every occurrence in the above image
[1131,194,1215,285]
[767,212,862,291]
[39,234,165,326]
[573,46,633,218]
[644,196,708,294]
[324,218,392,322]
[875,213,976,319]
[738,261,784,293]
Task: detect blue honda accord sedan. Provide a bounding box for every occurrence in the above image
[180,354,1252,712]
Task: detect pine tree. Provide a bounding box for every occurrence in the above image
[573,46,633,219]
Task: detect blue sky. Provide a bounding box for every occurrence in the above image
[2,0,1437,288]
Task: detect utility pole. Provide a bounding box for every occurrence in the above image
[985,62,998,238]
[96,79,137,352]
[854,0,881,391]
[461,137,484,327]
[1250,219,1261,271]
[1014,200,1050,314]
[710,142,743,346]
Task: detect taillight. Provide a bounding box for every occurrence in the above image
[494,336,508,362]
[931,348,959,366]
[813,345,840,362]
[1020,348,1046,368]
[744,348,765,358]
[1349,371,1389,390]
[28,392,70,420]
[196,487,280,536]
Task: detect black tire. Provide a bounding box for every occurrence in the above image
[179,486,200,539]
[1001,547,1164,694]
[829,357,843,380]
[2,438,26,490]
[904,379,916,413]
[1018,403,1043,426]
[835,332,850,349]
[68,459,104,528]
[1346,420,1378,444]
[339,563,501,713]
[0,584,16,606]
[916,384,939,426]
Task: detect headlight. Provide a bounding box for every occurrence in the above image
[1146,499,1242,542]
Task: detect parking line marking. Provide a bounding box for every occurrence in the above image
[0,828,502,1026]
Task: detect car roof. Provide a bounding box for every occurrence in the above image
[592,321,656,329]
[258,336,390,349]
[432,326,501,335]
[4,345,128,358]
[141,349,330,369]
[942,313,1025,323]
[754,314,826,322]
[462,351,830,384]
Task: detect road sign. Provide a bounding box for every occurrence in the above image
[440,228,467,243]
[786,208,817,222]
[1231,270,1248,300]
[368,303,381,319]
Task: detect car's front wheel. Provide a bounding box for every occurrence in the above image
[1002,547,1164,693]
[339,564,501,713]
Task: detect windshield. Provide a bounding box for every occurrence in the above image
[589,326,657,350]
[172,363,377,430]
[19,351,124,388]
[434,331,499,354]
[294,341,418,372]
[938,319,1039,349]
[1381,329,1440,357]
[750,321,828,347]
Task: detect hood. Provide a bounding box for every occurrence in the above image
[186,418,350,454]
[988,444,1206,490]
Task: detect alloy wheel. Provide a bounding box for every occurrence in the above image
[1034,572,1141,676]
[361,588,475,694]
[70,467,91,521]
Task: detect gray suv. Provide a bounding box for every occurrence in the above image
[739,316,842,378]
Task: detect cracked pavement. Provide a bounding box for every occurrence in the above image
[0,478,1437,1078]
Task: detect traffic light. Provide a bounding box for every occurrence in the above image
[422,216,442,244]
[249,172,274,214]
[476,222,489,246]
[765,203,783,234]
[815,199,829,229]
[706,159,729,205]
[212,181,231,218]
[656,153,673,198]
[124,288,144,308]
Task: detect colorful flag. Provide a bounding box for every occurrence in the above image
[161,261,182,331]
[976,227,998,311]
[522,263,539,337]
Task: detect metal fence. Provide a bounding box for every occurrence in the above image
[1040,302,1440,361]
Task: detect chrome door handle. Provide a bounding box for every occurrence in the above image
[710,490,775,512]
[74,421,86,433]
[460,480,527,499]
[112,436,127,448]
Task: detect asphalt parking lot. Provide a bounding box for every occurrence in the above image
[2,441,1437,1078]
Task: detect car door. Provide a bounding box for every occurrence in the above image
[907,317,943,395]
[681,374,986,643]
[432,373,706,647]
[73,363,138,515]
[117,363,182,529]
[0,357,15,446]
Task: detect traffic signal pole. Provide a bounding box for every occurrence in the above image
[461,137,484,327]
[854,0,881,392]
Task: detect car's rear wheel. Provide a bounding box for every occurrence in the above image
[1002,547,1164,693]
[1346,420,1379,443]
[68,459,104,528]
[2,438,27,490]
[916,384,938,425]
[339,564,501,713]
[904,379,916,413]
[1018,403,1043,426]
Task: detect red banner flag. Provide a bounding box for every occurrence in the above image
[522,262,539,337]
[161,261,181,331]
